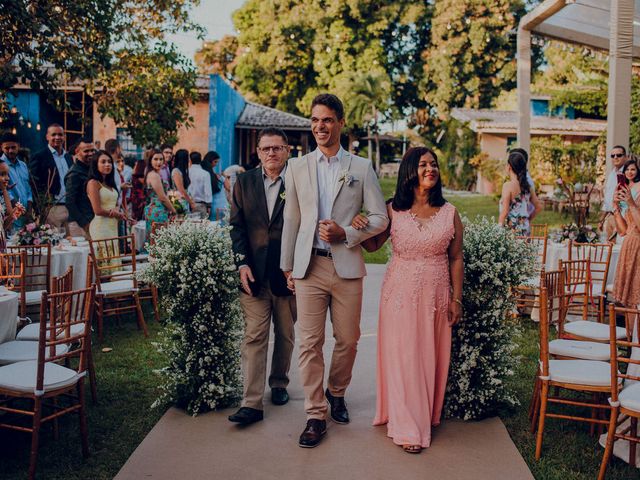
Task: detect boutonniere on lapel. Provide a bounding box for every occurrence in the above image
[339,169,357,187]
[279,191,286,201]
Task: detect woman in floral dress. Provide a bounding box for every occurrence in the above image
[498,150,542,236]
[353,147,464,454]
[144,149,176,236]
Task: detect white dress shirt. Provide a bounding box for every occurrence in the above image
[49,145,69,203]
[603,166,624,212]
[314,147,345,250]
[188,164,213,204]
[262,166,285,219]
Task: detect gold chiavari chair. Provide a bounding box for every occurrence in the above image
[88,235,147,342]
[515,224,549,314]
[7,244,52,320]
[599,304,640,478]
[0,250,27,318]
[568,240,613,320]
[534,287,615,461]
[0,285,95,480]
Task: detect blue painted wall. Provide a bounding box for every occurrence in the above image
[5,91,48,155]
[209,74,246,171]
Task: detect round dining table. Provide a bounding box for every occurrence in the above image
[49,243,91,291]
[544,241,622,286]
[0,287,19,344]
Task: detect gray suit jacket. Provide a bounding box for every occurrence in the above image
[280,150,388,279]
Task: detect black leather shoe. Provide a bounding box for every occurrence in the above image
[271,387,289,406]
[298,419,327,448]
[325,389,349,424]
[228,407,264,425]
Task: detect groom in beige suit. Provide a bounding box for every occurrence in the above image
[281,94,388,448]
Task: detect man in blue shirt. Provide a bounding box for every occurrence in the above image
[0,132,33,231]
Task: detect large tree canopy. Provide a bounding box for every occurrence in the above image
[226,0,430,123]
[420,0,527,120]
[1,0,202,146]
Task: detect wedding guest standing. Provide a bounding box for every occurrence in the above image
[131,159,147,221]
[171,149,195,213]
[0,160,24,250]
[202,151,228,221]
[144,149,176,234]
[355,147,463,454]
[228,128,297,425]
[86,151,126,242]
[612,158,640,307]
[29,124,73,230]
[1,132,33,231]
[280,94,388,448]
[187,151,212,219]
[160,143,173,186]
[65,138,96,239]
[601,145,628,240]
[498,149,542,236]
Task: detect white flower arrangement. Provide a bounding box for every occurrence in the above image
[139,221,243,416]
[445,217,537,420]
[339,169,356,186]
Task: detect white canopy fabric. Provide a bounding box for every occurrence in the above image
[517,0,637,171]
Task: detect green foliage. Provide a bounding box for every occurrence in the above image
[421,0,526,120]
[530,136,601,186]
[539,41,609,118]
[229,0,430,121]
[1,0,201,139]
[630,76,640,153]
[437,119,478,190]
[95,43,197,147]
[194,35,240,81]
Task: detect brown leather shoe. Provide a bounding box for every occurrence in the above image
[298,419,327,448]
[325,389,349,424]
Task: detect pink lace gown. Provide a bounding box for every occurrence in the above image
[373,203,456,448]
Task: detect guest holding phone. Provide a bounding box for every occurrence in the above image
[601,145,628,240]
[612,158,640,308]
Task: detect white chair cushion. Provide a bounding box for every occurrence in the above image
[0,341,68,365]
[16,322,85,341]
[606,283,614,293]
[548,359,613,386]
[109,270,134,279]
[0,360,81,394]
[564,320,626,341]
[25,290,45,305]
[549,339,612,361]
[98,279,135,295]
[619,382,640,413]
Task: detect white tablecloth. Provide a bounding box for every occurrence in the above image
[544,241,621,286]
[133,221,147,252]
[50,244,91,291]
[0,288,19,343]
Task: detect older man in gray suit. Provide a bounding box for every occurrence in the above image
[281,93,388,448]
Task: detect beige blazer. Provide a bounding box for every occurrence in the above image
[280,150,389,279]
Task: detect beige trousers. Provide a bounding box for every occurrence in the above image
[295,255,363,419]
[46,205,69,232]
[239,283,296,409]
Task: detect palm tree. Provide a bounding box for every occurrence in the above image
[345,72,390,173]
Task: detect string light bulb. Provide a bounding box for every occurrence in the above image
[11,127,17,134]
[27,121,32,129]
[36,122,41,131]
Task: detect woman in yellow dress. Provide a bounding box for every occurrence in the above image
[86,150,126,265]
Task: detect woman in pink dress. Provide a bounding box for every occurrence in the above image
[354,147,463,454]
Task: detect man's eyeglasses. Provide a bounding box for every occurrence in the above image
[258,145,289,154]
[611,153,625,158]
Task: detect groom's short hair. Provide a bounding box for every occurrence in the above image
[311,94,344,120]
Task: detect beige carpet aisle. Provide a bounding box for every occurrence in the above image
[116,264,533,480]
